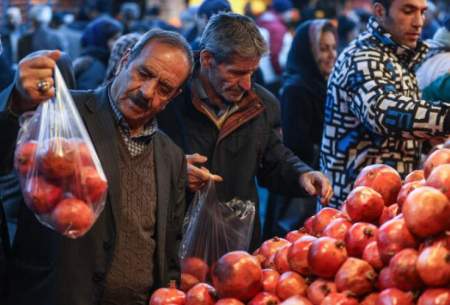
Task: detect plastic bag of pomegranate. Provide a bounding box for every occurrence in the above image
[14,66,108,239]
[179,180,255,269]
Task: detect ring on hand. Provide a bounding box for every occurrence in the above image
[37,79,50,93]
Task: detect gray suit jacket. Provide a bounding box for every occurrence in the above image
[0,85,186,305]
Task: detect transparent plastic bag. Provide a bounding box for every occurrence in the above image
[14,66,108,239]
[179,180,255,281]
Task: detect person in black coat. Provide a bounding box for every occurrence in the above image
[74,16,123,90]
[157,13,333,249]
[0,29,192,305]
[263,19,338,238]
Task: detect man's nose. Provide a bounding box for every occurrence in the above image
[141,78,158,99]
[413,11,425,28]
[239,74,252,91]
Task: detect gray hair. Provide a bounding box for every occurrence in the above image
[29,5,52,25]
[128,29,194,75]
[200,12,268,63]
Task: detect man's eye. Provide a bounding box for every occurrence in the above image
[402,8,413,14]
[159,86,172,96]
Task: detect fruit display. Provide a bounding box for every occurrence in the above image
[15,137,107,238]
[151,149,450,305]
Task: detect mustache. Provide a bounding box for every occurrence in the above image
[129,92,150,110]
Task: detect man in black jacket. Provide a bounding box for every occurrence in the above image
[158,12,333,248]
[0,29,192,305]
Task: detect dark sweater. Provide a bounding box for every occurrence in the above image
[101,138,157,305]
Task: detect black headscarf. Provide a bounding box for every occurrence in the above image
[283,19,333,99]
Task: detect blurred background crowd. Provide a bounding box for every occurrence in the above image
[0,0,449,240]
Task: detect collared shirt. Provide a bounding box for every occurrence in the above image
[108,86,158,157]
[192,77,239,130]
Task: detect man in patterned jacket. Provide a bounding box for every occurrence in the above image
[320,0,450,207]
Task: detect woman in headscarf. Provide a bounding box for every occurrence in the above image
[74,16,122,90]
[263,19,337,237]
[103,32,141,84]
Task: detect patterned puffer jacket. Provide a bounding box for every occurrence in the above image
[320,18,450,208]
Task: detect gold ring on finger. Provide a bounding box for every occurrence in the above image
[37,79,51,93]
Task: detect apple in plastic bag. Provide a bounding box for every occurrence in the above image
[25,176,63,214]
[39,137,76,180]
[71,166,107,206]
[51,198,95,237]
[15,140,38,176]
[72,139,95,167]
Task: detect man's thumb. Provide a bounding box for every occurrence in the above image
[47,50,62,61]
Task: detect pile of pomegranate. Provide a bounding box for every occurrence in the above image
[15,137,108,238]
[149,148,450,305]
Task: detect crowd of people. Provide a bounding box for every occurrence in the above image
[0,0,449,304]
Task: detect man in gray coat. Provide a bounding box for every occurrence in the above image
[0,29,192,305]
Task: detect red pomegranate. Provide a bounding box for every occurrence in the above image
[285,229,308,243]
[264,253,277,270]
[361,293,379,305]
[403,186,450,238]
[354,164,402,206]
[424,148,450,178]
[248,292,280,305]
[378,204,399,225]
[425,232,450,250]
[72,139,94,167]
[276,271,307,301]
[308,237,348,278]
[312,208,344,235]
[150,281,186,305]
[377,218,418,264]
[304,216,315,235]
[38,137,76,180]
[377,288,414,305]
[180,273,199,292]
[260,237,291,265]
[396,180,424,210]
[362,241,384,270]
[417,289,450,305]
[322,218,352,241]
[377,267,396,290]
[215,298,245,305]
[335,257,376,296]
[417,245,450,287]
[280,295,312,305]
[427,164,450,199]
[51,198,95,237]
[274,246,291,274]
[25,176,63,214]
[388,248,423,291]
[404,170,425,183]
[72,166,108,206]
[287,235,317,276]
[262,269,280,295]
[185,283,217,305]
[320,292,359,305]
[340,203,350,219]
[15,140,37,176]
[181,257,209,282]
[345,186,384,223]
[345,222,378,258]
[211,251,262,302]
[306,279,336,305]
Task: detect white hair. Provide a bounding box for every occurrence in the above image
[6,7,22,24]
[29,5,52,25]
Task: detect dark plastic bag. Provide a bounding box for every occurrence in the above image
[14,66,108,239]
[179,180,255,282]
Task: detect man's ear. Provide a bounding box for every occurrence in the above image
[115,48,131,76]
[199,50,214,69]
[373,2,386,18]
